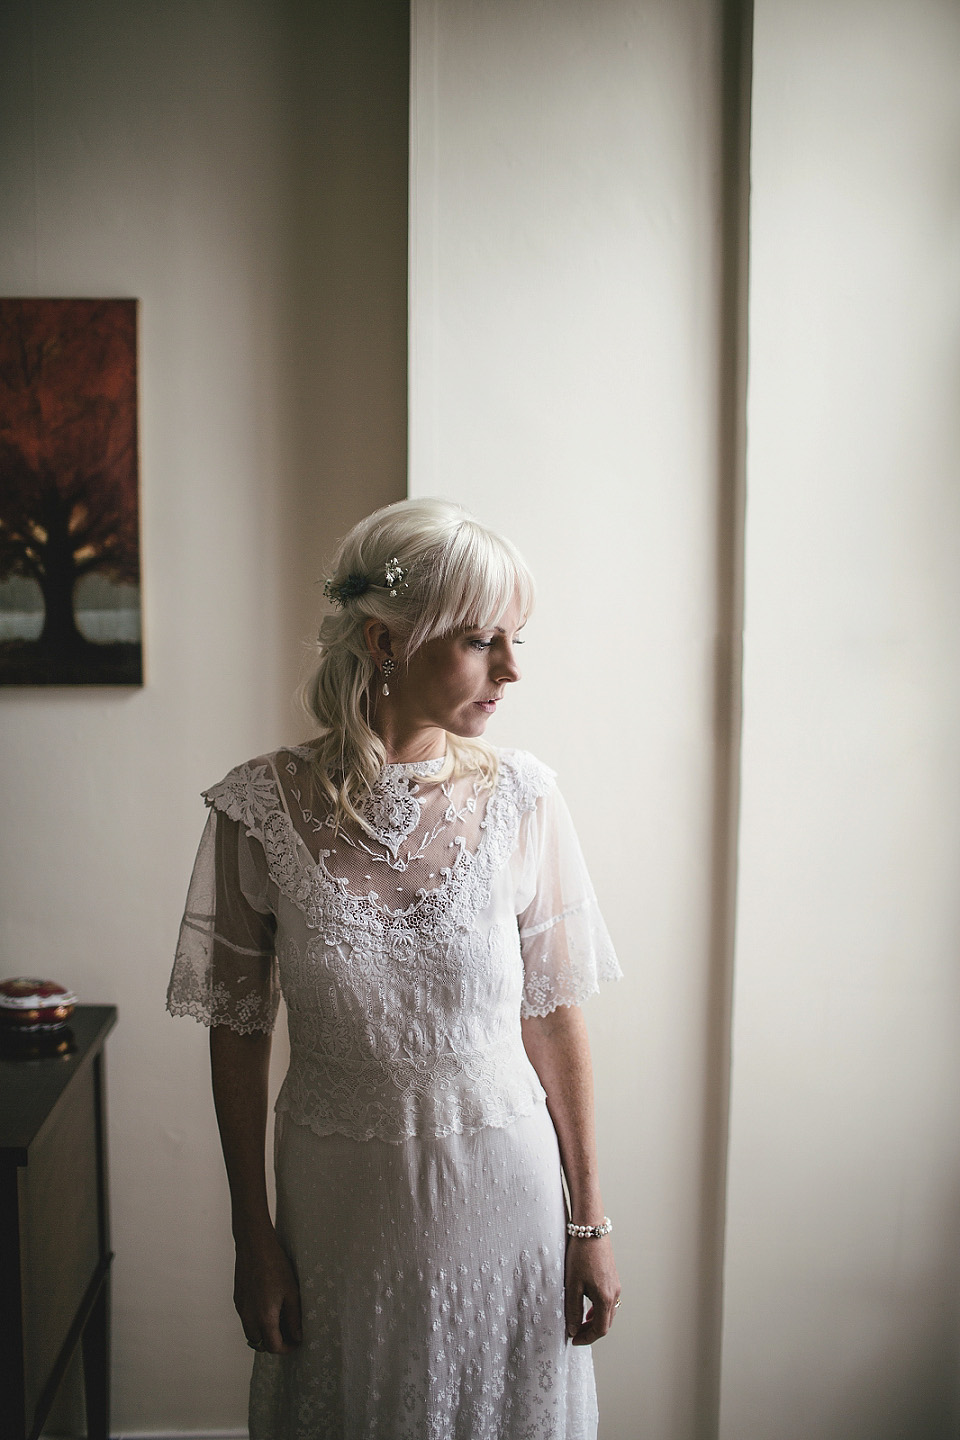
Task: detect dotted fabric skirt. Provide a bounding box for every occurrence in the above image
[249,1102,598,1440]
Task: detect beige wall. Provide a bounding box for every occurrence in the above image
[719,3,960,1437]
[0,1,406,1432]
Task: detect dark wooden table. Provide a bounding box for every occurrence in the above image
[0,1005,116,1440]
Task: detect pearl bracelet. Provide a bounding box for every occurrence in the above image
[566,1216,613,1239]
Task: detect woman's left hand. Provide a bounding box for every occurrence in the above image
[519,1007,622,1345]
[564,1234,621,1345]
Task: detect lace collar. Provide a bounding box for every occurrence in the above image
[381,755,447,779]
[361,755,447,857]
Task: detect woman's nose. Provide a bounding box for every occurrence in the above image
[495,648,521,684]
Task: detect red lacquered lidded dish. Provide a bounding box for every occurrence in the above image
[0,977,78,1033]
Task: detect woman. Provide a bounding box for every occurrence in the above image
[168,498,622,1439]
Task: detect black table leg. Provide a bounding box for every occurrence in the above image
[81,1277,110,1440]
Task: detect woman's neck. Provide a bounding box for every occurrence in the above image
[375,722,448,767]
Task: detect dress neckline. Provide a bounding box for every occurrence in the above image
[380,755,447,779]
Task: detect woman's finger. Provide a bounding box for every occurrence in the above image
[258,1307,288,1354]
[569,1275,621,1345]
[565,1272,585,1339]
[571,1296,615,1344]
[259,1319,284,1347]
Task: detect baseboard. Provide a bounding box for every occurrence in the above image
[113,1433,248,1440]
[43,1432,248,1440]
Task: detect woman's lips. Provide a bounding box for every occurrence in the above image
[475,700,498,714]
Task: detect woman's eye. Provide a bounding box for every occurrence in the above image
[467,634,524,650]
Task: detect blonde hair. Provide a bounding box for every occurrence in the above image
[301,497,535,831]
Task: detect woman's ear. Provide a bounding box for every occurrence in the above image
[363,619,393,664]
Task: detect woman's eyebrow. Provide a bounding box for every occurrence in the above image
[468,622,525,634]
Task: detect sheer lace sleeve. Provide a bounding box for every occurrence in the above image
[166,804,280,1034]
[514,780,622,1018]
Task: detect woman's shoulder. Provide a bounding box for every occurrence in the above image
[493,747,558,810]
[201,743,315,826]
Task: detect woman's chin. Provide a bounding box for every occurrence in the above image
[446,711,492,739]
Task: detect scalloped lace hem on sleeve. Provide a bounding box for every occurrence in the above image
[165,995,277,1035]
[519,896,622,1019]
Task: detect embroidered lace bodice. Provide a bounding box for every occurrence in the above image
[168,745,621,1143]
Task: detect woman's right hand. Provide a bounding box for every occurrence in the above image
[234,1229,303,1354]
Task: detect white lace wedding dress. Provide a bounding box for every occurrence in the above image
[168,744,621,1440]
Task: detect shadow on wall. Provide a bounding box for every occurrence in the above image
[838,1196,960,1440]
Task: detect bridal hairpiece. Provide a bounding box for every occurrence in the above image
[383,558,408,598]
[323,558,409,608]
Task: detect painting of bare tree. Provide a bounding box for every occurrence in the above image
[0,298,141,685]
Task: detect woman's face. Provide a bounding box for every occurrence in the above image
[387,599,525,745]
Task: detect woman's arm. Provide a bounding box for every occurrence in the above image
[521,1005,621,1345]
[209,1026,301,1354]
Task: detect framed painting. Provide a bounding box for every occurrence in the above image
[0,297,142,686]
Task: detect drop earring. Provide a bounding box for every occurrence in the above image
[381,658,396,697]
